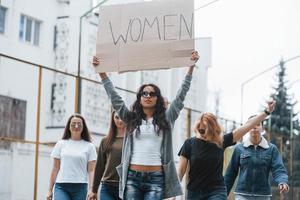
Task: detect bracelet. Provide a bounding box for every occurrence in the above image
[264,109,271,115]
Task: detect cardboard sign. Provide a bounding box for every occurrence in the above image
[96,0,195,73]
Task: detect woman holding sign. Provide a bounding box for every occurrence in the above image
[92,51,199,200]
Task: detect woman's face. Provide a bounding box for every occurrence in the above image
[113,114,125,129]
[197,121,208,139]
[140,86,158,109]
[69,117,83,136]
[249,123,263,139]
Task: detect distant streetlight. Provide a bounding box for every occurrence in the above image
[240,55,300,122]
[76,0,109,113]
[287,78,300,139]
[290,78,300,88]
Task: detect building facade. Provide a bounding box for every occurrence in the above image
[0,0,211,199]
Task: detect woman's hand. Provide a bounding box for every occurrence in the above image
[190,51,200,63]
[92,56,100,66]
[266,100,276,113]
[187,51,200,75]
[87,191,97,200]
[92,56,108,79]
[278,183,289,193]
[46,190,53,200]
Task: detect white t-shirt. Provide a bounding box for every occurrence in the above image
[130,118,163,166]
[51,139,97,183]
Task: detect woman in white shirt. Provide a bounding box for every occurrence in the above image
[47,113,97,200]
[92,51,199,199]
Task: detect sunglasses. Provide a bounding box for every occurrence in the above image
[140,91,157,98]
[70,122,83,128]
[199,129,206,135]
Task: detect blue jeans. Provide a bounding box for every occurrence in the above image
[235,194,271,200]
[187,186,227,200]
[125,169,164,200]
[100,183,121,200]
[54,183,87,200]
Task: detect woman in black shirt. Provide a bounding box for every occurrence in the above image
[178,100,275,200]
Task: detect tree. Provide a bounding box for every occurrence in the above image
[265,60,300,198]
[266,60,299,144]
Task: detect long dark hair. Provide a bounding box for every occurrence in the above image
[103,111,119,152]
[127,83,170,135]
[62,113,92,142]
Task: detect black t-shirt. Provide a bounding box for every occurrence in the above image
[178,132,234,192]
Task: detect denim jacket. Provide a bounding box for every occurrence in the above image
[102,75,192,199]
[224,136,288,196]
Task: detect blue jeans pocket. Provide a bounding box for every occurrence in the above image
[125,170,164,200]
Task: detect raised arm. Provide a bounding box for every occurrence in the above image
[166,51,199,123]
[224,147,240,195]
[232,100,276,143]
[93,56,131,123]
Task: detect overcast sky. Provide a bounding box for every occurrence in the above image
[96,0,300,123]
[194,0,300,123]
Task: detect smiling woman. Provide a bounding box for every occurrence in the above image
[47,113,97,200]
[92,51,199,199]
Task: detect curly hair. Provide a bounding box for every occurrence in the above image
[127,83,170,136]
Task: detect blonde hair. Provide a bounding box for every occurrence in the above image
[194,112,223,148]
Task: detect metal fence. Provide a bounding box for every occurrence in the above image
[2,52,298,200]
[0,52,241,200]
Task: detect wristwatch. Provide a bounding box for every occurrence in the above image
[264,109,271,115]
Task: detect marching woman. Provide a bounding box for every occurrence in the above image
[47,113,97,200]
[177,101,276,200]
[224,115,289,200]
[92,51,199,199]
[88,111,126,200]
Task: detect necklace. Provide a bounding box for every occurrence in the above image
[145,120,152,130]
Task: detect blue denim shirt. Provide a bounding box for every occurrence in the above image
[224,136,288,196]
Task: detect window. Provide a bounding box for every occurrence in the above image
[0,95,26,140]
[19,14,41,46]
[0,6,6,34]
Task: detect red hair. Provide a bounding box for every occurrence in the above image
[194,112,223,148]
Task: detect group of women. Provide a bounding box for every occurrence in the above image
[46,51,289,200]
